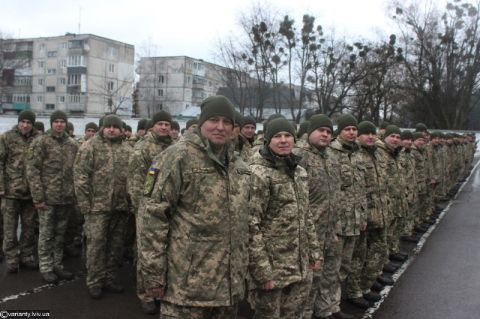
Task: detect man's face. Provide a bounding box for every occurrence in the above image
[169,129,179,139]
[52,119,66,134]
[152,121,171,137]
[187,124,198,133]
[137,129,146,137]
[414,138,426,149]
[124,130,132,138]
[241,124,256,139]
[431,137,440,145]
[308,127,332,149]
[269,132,295,156]
[84,128,97,139]
[357,133,377,147]
[103,125,122,139]
[340,126,358,142]
[385,133,401,148]
[18,119,33,136]
[401,138,413,149]
[200,116,233,148]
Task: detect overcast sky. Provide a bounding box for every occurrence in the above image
[1,0,429,63]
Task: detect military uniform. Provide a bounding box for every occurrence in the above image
[0,126,39,268]
[74,130,131,290]
[248,147,320,319]
[26,129,78,275]
[139,131,251,316]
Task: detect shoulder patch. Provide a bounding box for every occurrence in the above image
[144,166,160,196]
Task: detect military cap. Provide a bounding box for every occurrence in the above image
[297,121,310,138]
[415,123,428,132]
[171,121,180,131]
[413,132,425,140]
[384,125,401,138]
[152,110,172,125]
[102,114,123,129]
[67,121,74,132]
[265,117,296,144]
[186,118,199,129]
[199,95,235,126]
[358,121,377,136]
[309,114,333,136]
[50,110,68,126]
[379,121,390,130]
[137,118,148,131]
[242,116,256,128]
[234,111,244,127]
[85,122,98,131]
[125,125,132,132]
[33,121,44,132]
[18,109,36,124]
[401,130,413,140]
[264,113,285,133]
[336,114,358,134]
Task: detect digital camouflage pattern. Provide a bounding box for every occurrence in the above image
[26,130,78,206]
[139,131,251,307]
[235,134,254,163]
[0,126,39,199]
[160,301,238,319]
[248,148,319,289]
[128,131,172,210]
[74,133,130,214]
[399,147,418,235]
[411,144,429,225]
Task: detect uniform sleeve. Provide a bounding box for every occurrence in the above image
[0,135,7,193]
[248,169,274,286]
[73,142,93,213]
[25,137,45,204]
[139,150,182,290]
[305,205,322,263]
[128,143,149,211]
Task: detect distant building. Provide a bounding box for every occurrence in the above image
[136,56,226,118]
[0,33,134,116]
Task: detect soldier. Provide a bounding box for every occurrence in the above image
[411,132,430,234]
[77,122,98,145]
[249,117,321,318]
[26,110,78,283]
[74,115,131,299]
[236,115,256,162]
[136,119,148,139]
[354,121,389,305]
[138,95,251,318]
[169,120,180,142]
[295,120,310,148]
[66,122,75,138]
[0,110,40,272]
[33,122,45,134]
[185,118,199,133]
[329,114,368,308]
[128,110,173,314]
[296,115,352,319]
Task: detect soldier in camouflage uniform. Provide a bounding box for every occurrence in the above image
[26,111,78,283]
[77,122,98,145]
[139,96,251,319]
[296,115,351,319]
[185,118,199,133]
[0,110,40,272]
[375,125,408,264]
[236,115,256,162]
[169,120,180,143]
[74,115,131,299]
[128,110,173,314]
[411,132,430,232]
[355,121,390,304]
[249,117,320,319]
[33,122,45,134]
[328,115,368,308]
[295,120,310,149]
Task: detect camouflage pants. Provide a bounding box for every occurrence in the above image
[84,210,128,288]
[415,193,429,226]
[345,231,367,299]
[160,301,238,319]
[387,217,403,255]
[135,211,153,303]
[305,239,342,318]
[250,274,313,319]
[403,203,417,236]
[64,206,83,249]
[2,198,37,265]
[360,227,388,293]
[339,235,358,281]
[38,204,71,273]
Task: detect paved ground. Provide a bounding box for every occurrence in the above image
[0,159,478,319]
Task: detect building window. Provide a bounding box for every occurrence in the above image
[68,74,81,85]
[158,75,164,83]
[46,86,55,92]
[45,104,55,110]
[68,55,85,67]
[47,68,56,75]
[47,51,57,58]
[13,94,30,103]
[60,60,67,68]
[39,43,46,52]
[59,96,65,102]
[60,42,68,49]
[108,47,118,57]
[69,94,81,103]
[37,96,43,102]
[60,78,66,85]
[38,61,45,68]
[108,63,115,73]
[158,89,164,96]
[107,81,114,91]
[38,79,44,85]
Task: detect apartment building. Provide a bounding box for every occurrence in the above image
[136,56,226,118]
[0,33,134,116]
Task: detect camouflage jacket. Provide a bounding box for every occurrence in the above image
[296,143,341,261]
[128,132,172,210]
[356,145,389,229]
[0,126,39,199]
[411,145,428,195]
[375,140,407,218]
[26,130,78,205]
[74,132,131,213]
[235,134,254,163]
[139,132,251,307]
[399,148,417,206]
[249,147,320,289]
[329,137,367,236]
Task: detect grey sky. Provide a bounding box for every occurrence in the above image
[1,0,399,62]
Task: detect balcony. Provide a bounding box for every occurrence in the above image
[1,103,31,111]
[65,103,85,112]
